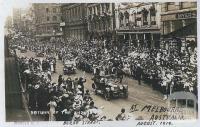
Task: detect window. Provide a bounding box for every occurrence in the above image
[101,3,105,12]
[94,7,96,15]
[174,20,183,31]
[89,8,92,15]
[181,2,197,9]
[142,8,148,25]
[106,4,109,12]
[167,2,176,11]
[53,8,56,13]
[60,16,63,21]
[46,8,49,13]
[47,16,49,21]
[97,5,100,15]
[53,16,57,21]
[75,7,77,17]
[164,21,170,34]
[150,5,156,25]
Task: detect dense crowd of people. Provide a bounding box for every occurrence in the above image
[8,33,197,121]
[16,53,109,121]
[57,37,197,100]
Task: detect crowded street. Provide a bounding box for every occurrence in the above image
[15,49,167,120]
[4,2,197,123]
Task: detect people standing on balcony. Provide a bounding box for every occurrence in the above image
[124,11,130,27]
[142,8,149,26]
[119,12,124,27]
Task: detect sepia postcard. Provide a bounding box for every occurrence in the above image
[0,0,199,127]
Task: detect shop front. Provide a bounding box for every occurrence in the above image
[161,10,197,51]
[116,28,161,49]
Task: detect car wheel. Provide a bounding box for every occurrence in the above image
[95,90,98,95]
[92,83,95,89]
[124,92,128,98]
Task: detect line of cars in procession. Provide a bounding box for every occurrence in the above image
[92,74,128,101]
[62,57,77,75]
[62,55,129,101]
[16,46,129,102]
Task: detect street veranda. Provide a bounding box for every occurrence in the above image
[9,35,197,121]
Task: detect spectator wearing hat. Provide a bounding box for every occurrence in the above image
[61,107,73,121]
[72,110,83,122]
[136,64,143,85]
[58,75,63,86]
[115,108,127,121]
[78,77,86,95]
[27,84,36,110]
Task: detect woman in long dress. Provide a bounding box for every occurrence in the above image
[47,97,57,121]
[50,61,54,72]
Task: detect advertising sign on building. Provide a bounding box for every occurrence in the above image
[176,11,196,19]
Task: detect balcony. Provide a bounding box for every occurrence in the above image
[36,32,63,37]
[118,22,159,31]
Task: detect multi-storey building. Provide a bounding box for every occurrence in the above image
[12,8,23,31]
[61,3,88,40]
[5,16,13,29]
[4,16,13,36]
[32,3,62,39]
[115,3,161,48]
[20,7,35,35]
[161,2,197,38]
[160,2,197,51]
[87,3,115,40]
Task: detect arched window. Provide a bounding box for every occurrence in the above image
[46,8,49,13]
[53,8,56,13]
[53,16,57,21]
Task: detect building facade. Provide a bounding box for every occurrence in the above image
[61,4,88,41]
[20,7,35,36]
[160,2,197,52]
[32,3,62,39]
[87,3,115,40]
[115,3,161,48]
[161,2,197,38]
[5,16,12,29]
[12,8,23,32]
[4,16,13,36]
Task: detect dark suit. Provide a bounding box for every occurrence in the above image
[136,66,142,85]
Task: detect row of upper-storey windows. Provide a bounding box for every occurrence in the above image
[88,3,111,16]
[162,2,196,12]
[46,16,60,21]
[66,6,82,18]
[46,7,60,13]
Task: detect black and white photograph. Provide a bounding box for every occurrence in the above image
[2,0,199,126]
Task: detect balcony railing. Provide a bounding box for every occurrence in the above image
[118,23,159,30]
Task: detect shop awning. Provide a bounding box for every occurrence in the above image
[163,22,197,38]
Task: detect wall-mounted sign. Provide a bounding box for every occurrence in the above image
[176,11,196,19]
[161,10,196,21]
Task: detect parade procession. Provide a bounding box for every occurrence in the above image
[5,2,198,122]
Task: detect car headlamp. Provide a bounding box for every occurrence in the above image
[106,87,110,91]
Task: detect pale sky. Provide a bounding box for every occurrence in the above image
[0,0,31,17]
